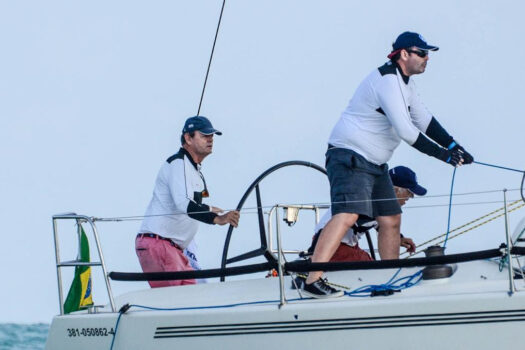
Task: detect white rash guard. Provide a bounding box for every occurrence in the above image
[329,61,441,165]
[139,148,217,249]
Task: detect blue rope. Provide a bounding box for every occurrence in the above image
[345,269,423,297]
[109,312,124,350]
[385,268,402,284]
[443,161,525,248]
[443,168,457,248]
[474,161,525,174]
[127,299,291,312]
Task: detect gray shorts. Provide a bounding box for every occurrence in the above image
[326,147,401,218]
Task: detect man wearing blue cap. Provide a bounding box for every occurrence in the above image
[306,166,424,263]
[136,116,240,288]
[302,32,474,298]
[293,166,425,290]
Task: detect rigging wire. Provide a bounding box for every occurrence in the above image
[405,199,524,253]
[197,0,227,116]
[93,189,523,222]
[406,201,525,257]
[93,198,524,222]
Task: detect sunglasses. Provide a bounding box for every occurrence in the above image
[406,48,428,58]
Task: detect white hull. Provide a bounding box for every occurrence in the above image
[45,261,525,349]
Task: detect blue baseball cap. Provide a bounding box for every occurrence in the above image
[388,31,439,58]
[389,166,427,196]
[182,116,222,136]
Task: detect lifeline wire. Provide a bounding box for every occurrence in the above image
[93,189,523,223]
[197,0,226,116]
[403,199,525,256]
[94,162,525,223]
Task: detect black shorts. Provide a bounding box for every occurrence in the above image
[326,147,401,218]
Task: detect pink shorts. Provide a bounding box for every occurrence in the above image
[135,235,196,288]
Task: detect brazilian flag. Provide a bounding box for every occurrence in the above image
[64,225,93,314]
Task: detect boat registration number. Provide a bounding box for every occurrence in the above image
[67,327,115,337]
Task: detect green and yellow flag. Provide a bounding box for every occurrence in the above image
[64,225,93,314]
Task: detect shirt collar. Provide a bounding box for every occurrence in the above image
[395,62,410,84]
[179,148,200,170]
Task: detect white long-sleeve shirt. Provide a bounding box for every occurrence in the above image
[329,62,434,165]
[139,148,216,249]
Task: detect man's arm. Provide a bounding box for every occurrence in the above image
[213,210,240,227]
[424,119,474,164]
[409,83,474,164]
[376,76,472,166]
[167,161,218,224]
[400,235,416,254]
[411,134,463,166]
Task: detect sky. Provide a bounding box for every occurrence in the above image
[1,0,525,323]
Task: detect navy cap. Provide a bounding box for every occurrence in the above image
[182,116,222,136]
[388,31,439,58]
[389,166,427,196]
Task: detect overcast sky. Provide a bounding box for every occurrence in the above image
[2,0,525,323]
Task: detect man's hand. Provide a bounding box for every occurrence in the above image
[213,210,240,227]
[400,236,416,254]
[210,206,224,214]
[449,142,474,164]
[438,148,464,167]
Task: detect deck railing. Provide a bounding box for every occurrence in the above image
[53,189,525,314]
[52,213,116,314]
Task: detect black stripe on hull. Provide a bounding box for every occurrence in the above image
[153,309,525,339]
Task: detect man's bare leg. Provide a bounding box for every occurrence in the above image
[306,212,359,284]
[376,214,401,260]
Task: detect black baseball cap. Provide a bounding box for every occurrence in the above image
[389,166,427,196]
[182,116,222,136]
[388,31,439,58]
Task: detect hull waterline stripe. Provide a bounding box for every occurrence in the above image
[155,313,525,335]
[154,317,525,338]
[156,308,525,331]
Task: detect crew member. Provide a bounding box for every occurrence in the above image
[303,32,474,298]
[136,116,240,288]
[309,166,423,261]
